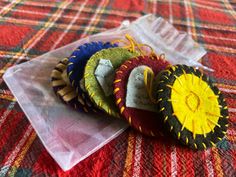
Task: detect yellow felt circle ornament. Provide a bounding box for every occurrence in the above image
[156,65,229,150]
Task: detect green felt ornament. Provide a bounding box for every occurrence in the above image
[84,47,138,118]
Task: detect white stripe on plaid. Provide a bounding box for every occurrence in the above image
[173,20,236,32]
[0,5,121,25]
[0,0,19,16]
[169,0,173,24]
[152,0,157,15]
[200,43,236,54]
[171,146,177,177]
[50,0,89,50]
[219,88,236,94]
[223,0,236,20]
[227,129,236,136]
[191,33,236,42]
[17,1,73,61]
[0,16,107,32]
[0,102,16,129]
[156,0,236,14]
[2,0,235,17]
[0,14,235,46]
[132,134,142,177]
[81,0,107,38]
[0,54,30,59]
[6,0,140,18]
[229,108,236,113]
[183,0,192,34]
[205,149,214,177]
[0,125,33,176]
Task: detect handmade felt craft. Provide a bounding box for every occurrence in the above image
[66,42,117,110]
[51,58,98,113]
[84,47,138,118]
[67,41,117,89]
[113,55,170,136]
[155,64,228,150]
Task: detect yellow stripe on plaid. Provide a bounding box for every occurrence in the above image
[227,135,236,142]
[0,0,24,78]
[123,132,135,177]
[0,51,37,79]
[0,63,13,77]
[191,33,236,43]
[0,0,21,16]
[0,16,106,32]
[174,20,236,32]
[81,0,110,38]
[0,125,33,176]
[227,129,236,142]
[19,1,141,18]
[17,1,71,54]
[156,0,236,15]
[216,83,236,90]
[50,0,89,50]
[0,1,72,77]
[211,147,223,177]
[223,0,236,20]
[0,93,16,102]
[7,132,37,177]
[202,44,236,54]
[0,5,120,26]
[0,50,37,59]
[187,0,198,41]
[183,0,197,41]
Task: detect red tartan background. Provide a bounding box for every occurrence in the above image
[0,0,236,176]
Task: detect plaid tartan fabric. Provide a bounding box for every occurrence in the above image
[0,0,236,176]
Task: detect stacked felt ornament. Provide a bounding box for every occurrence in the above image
[113,55,170,136]
[84,47,139,118]
[155,65,228,150]
[50,34,229,150]
[51,41,118,113]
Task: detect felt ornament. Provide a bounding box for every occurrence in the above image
[51,58,98,113]
[66,41,117,110]
[156,65,228,150]
[67,41,117,89]
[113,55,170,136]
[84,47,138,118]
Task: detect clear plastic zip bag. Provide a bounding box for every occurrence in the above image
[3,14,208,171]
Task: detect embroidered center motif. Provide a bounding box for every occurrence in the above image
[171,74,220,135]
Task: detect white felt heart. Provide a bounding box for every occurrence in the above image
[94,59,115,96]
[126,65,158,112]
